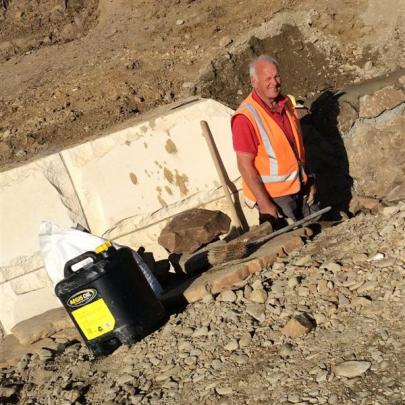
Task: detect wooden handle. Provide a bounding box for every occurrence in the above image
[200,120,244,231]
[249,206,332,247]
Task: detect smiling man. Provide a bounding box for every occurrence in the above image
[232,55,317,229]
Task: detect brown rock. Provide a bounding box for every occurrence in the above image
[51,327,82,342]
[258,253,279,268]
[59,23,78,40]
[217,289,237,302]
[281,234,306,253]
[0,334,69,369]
[351,296,372,306]
[337,101,358,135]
[209,263,250,294]
[344,106,405,198]
[348,194,362,215]
[158,209,231,254]
[281,313,315,338]
[0,141,12,160]
[11,307,72,345]
[245,303,265,322]
[333,361,371,378]
[357,195,380,210]
[317,279,329,295]
[384,181,405,203]
[182,279,209,303]
[252,229,306,260]
[359,86,405,118]
[219,36,233,47]
[248,289,267,303]
[0,335,28,368]
[246,258,264,274]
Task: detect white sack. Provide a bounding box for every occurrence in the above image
[38,221,162,296]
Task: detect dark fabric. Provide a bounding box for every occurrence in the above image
[259,187,321,230]
[258,212,289,230]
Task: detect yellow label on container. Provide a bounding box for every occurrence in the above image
[95,240,112,253]
[71,298,115,340]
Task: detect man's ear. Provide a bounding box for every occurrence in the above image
[251,75,257,88]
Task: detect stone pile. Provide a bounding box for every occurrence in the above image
[0,201,404,404]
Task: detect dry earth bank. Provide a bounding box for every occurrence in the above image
[0,0,403,169]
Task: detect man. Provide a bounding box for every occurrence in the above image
[232,55,317,228]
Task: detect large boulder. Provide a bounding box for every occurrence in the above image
[306,74,405,211]
[384,182,405,203]
[11,307,72,345]
[359,86,404,118]
[344,103,405,198]
[158,208,231,254]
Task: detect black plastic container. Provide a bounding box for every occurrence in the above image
[55,244,167,356]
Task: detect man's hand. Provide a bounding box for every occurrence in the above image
[257,199,279,217]
[305,181,317,207]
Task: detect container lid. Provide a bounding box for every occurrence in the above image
[95,240,112,254]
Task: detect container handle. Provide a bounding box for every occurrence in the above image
[64,251,98,278]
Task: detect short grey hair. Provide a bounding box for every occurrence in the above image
[249,55,279,79]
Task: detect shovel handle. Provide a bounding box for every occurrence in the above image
[248,206,332,247]
[200,120,245,231]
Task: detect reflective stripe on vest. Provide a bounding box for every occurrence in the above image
[243,103,300,184]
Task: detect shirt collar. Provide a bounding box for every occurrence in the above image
[252,90,288,114]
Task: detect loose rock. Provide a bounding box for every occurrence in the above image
[332,361,371,378]
[281,314,316,338]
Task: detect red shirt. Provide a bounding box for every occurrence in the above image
[232,91,298,158]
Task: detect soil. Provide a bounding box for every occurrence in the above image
[0,0,403,170]
[0,0,99,62]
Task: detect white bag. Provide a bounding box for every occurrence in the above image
[38,221,162,297]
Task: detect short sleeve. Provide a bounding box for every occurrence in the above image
[231,114,259,154]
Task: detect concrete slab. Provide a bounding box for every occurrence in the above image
[0,281,61,334]
[0,153,86,267]
[0,153,85,333]
[61,98,240,242]
[0,97,252,333]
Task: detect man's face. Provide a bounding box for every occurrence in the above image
[251,61,281,101]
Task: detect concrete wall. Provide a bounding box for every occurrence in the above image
[0,98,255,333]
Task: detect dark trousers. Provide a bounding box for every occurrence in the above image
[259,191,320,230]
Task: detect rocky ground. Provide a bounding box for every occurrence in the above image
[1,202,404,404]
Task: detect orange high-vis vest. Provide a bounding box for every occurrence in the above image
[233,92,307,206]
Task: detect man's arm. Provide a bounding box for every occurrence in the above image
[236,152,278,217]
